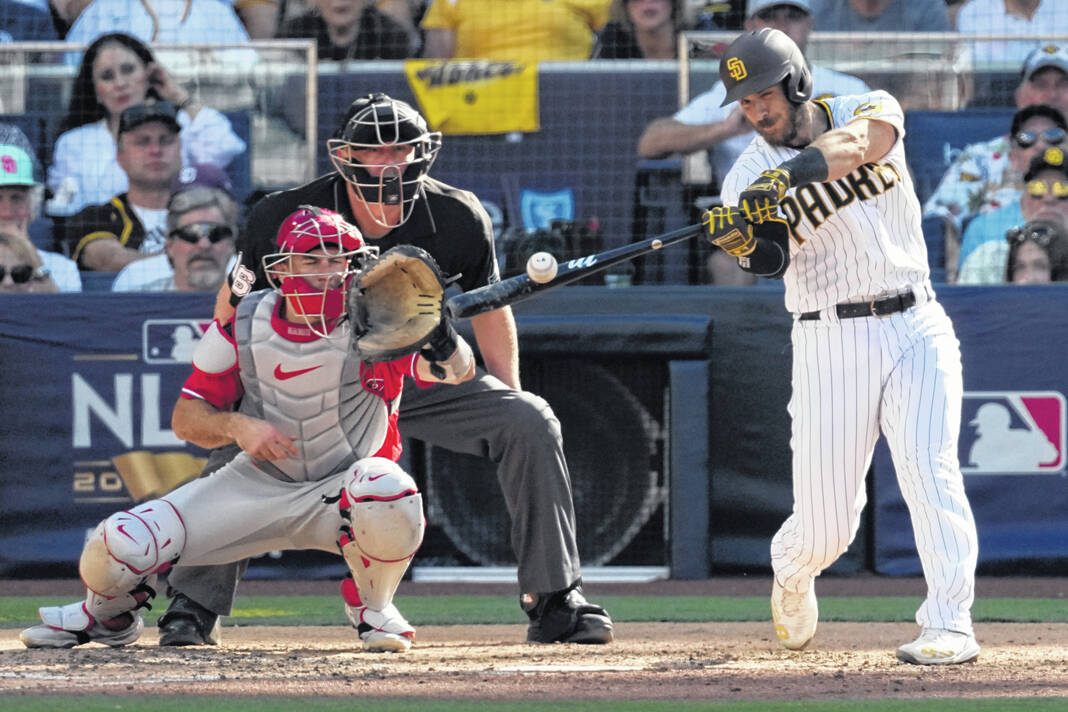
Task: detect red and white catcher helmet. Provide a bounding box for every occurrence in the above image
[262,205,378,336]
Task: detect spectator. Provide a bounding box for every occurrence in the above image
[421,0,612,63]
[1005,217,1068,283]
[63,0,250,46]
[0,0,60,41]
[232,0,281,38]
[47,32,246,217]
[956,0,1068,68]
[0,231,59,293]
[812,0,949,32]
[278,0,414,60]
[592,0,681,59]
[636,0,869,283]
[0,126,81,291]
[112,163,239,291]
[61,102,183,271]
[958,148,1068,283]
[924,45,1068,280]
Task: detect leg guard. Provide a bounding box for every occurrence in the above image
[337,457,424,612]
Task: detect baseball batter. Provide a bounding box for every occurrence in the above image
[19,207,475,652]
[703,28,980,665]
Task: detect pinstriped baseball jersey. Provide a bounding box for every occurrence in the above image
[721,91,930,314]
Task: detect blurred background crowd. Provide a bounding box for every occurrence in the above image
[2,0,1068,293]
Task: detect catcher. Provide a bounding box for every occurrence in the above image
[20,206,474,651]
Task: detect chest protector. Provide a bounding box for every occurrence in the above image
[234,291,390,481]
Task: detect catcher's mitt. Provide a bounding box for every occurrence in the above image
[348,244,447,361]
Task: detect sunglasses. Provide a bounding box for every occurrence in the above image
[168,222,235,244]
[1007,222,1061,247]
[1014,127,1066,148]
[0,263,42,283]
[1025,179,1068,199]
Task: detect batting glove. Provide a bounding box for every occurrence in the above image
[702,206,756,258]
[739,168,791,224]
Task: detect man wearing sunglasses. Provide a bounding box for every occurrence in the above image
[958,148,1068,283]
[111,164,239,293]
[637,0,870,284]
[924,44,1068,281]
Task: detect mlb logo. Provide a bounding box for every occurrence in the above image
[959,391,1066,474]
[142,319,211,364]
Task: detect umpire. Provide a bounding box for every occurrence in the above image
[157,93,614,647]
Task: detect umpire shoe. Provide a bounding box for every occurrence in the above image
[521,579,614,644]
[22,609,144,649]
[897,628,980,665]
[158,593,221,646]
[771,579,818,650]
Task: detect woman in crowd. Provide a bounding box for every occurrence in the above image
[0,232,60,294]
[592,0,680,59]
[1005,218,1068,283]
[47,32,246,217]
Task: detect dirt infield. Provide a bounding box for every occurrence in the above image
[2,577,1066,702]
[2,622,1066,701]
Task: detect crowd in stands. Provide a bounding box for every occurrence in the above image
[2,2,1068,291]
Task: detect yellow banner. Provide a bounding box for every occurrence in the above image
[404,60,539,135]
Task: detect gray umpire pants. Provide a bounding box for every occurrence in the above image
[165,370,583,615]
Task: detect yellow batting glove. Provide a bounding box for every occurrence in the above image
[702,206,756,258]
[739,168,791,224]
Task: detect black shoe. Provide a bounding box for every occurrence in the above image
[521,579,613,644]
[158,593,221,646]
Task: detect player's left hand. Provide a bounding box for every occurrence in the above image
[701,206,756,258]
[739,168,791,223]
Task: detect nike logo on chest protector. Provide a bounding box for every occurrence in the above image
[274,363,323,380]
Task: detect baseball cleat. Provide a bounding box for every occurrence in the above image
[21,609,144,649]
[345,601,415,653]
[522,580,614,645]
[158,592,221,646]
[897,628,980,665]
[771,578,818,650]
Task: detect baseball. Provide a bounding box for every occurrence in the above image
[526,251,558,283]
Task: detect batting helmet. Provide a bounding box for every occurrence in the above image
[719,28,813,106]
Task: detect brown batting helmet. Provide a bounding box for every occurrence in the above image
[719,28,813,106]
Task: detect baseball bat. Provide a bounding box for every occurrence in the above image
[446,222,703,320]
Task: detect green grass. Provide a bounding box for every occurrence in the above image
[0,697,1064,712]
[1,595,1064,628]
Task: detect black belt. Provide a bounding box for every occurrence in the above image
[799,291,917,321]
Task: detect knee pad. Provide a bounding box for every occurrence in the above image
[80,500,186,599]
[338,457,424,611]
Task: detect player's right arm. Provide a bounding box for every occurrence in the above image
[172,398,298,460]
[172,319,298,459]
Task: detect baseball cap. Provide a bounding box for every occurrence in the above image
[1024,147,1068,182]
[170,163,235,199]
[118,101,181,136]
[747,0,812,17]
[0,144,36,187]
[275,206,364,253]
[1011,104,1068,137]
[1021,44,1068,81]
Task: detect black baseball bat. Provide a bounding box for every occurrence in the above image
[446,222,703,320]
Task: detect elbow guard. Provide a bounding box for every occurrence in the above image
[737,218,790,279]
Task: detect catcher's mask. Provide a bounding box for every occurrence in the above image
[263,205,379,336]
[327,93,442,229]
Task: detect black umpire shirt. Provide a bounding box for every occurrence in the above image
[240,174,499,295]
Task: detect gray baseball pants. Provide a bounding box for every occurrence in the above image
[166,370,582,615]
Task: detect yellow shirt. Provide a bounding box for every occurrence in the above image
[421,0,611,63]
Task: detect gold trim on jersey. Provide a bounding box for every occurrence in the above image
[777,161,902,243]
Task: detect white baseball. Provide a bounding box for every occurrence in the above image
[526,251,558,283]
